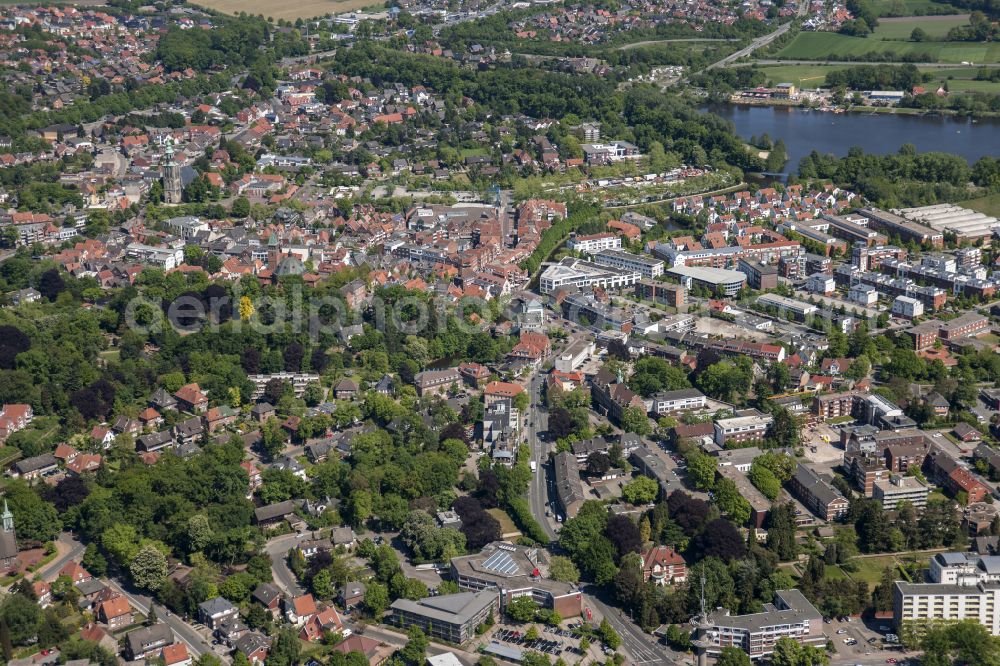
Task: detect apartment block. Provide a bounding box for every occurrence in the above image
[594,249,664,279]
[696,590,826,659]
[713,410,773,447]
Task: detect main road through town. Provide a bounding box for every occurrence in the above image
[524,369,676,666]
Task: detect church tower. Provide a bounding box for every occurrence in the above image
[162,137,183,205]
[0,500,18,573]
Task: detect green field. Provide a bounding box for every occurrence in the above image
[775,31,1000,63]
[873,15,970,40]
[872,0,957,16]
[960,193,1000,216]
[754,63,1000,92]
[845,555,900,585]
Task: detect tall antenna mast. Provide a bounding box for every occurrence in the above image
[700,573,707,621]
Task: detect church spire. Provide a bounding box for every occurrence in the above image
[1,500,13,533]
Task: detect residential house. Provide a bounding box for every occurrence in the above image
[97,595,133,630]
[124,624,174,661]
[161,643,191,666]
[286,594,318,626]
[174,384,209,413]
[234,633,271,665]
[198,597,239,630]
[640,546,686,585]
[252,583,283,617]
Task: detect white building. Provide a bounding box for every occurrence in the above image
[804,272,836,296]
[648,389,706,416]
[164,216,209,240]
[713,411,773,447]
[593,249,664,279]
[892,295,924,319]
[929,552,1000,586]
[894,581,1000,634]
[757,293,819,320]
[539,257,640,294]
[872,474,928,510]
[848,284,878,306]
[555,339,595,372]
[124,243,185,270]
[566,233,621,254]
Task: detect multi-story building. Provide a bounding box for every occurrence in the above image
[939,312,990,341]
[540,257,640,294]
[790,463,849,521]
[713,411,773,447]
[845,453,890,497]
[716,464,772,528]
[873,474,929,510]
[591,368,646,425]
[635,280,686,308]
[736,258,778,290]
[567,232,621,254]
[248,373,321,399]
[389,590,498,644]
[695,590,825,659]
[894,581,1000,634]
[892,296,924,319]
[640,546,686,585]
[813,392,859,420]
[413,368,462,396]
[450,542,582,617]
[859,208,944,248]
[757,293,818,321]
[929,552,1000,585]
[649,389,707,415]
[553,451,585,520]
[594,249,664,279]
[666,265,746,297]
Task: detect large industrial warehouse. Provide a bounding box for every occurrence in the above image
[896,204,1000,240]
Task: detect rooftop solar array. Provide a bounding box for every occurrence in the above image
[482,550,521,576]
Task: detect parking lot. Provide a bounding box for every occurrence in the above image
[489,622,603,659]
[826,617,905,662]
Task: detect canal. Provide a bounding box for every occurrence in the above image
[705,104,1000,175]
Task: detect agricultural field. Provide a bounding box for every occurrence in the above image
[871,0,958,16]
[873,14,970,40]
[191,0,377,20]
[775,31,1000,64]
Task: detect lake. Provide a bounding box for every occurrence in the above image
[705,104,1000,175]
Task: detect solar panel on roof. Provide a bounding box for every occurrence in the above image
[482,550,521,576]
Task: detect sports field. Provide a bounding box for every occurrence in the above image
[192,0,376,20]
[775,31,1000,63]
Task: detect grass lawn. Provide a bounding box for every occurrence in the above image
[845,556,899,586]
[873,15,970,40]
[0,446,21,466]
[928,488,949,503]
[960,193,1000,217]
[872,0,957,16]
[775,31,1000,64]
[757,64,841,87]
[825,564,850,580]
[487,508,521,537]
[460,148,489,158]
